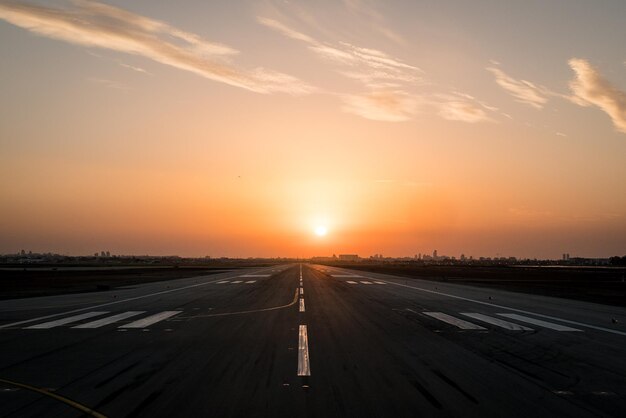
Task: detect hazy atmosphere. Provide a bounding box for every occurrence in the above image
[1,0,625,258]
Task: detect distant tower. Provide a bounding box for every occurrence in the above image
[433,250,438,260]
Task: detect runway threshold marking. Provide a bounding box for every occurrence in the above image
[26,311,109,329]
[0,268,277,329]
[73,311,145,329]
[119,311,181,329]
[498,314,582,331]
[298,325,310,376]
[423,312,486,330]
[329,269,626,336]
[460,313,533,331]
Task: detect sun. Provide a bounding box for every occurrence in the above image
[314,225,328,236]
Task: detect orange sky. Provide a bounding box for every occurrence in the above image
[1,1,625,258]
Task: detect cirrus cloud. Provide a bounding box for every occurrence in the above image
[0,0,314,95]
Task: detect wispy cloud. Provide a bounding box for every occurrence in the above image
[568,58,626,134]
[486,66,549,109]
[258,16,421,90]
[436,96,492,123]
[118,62,149,74]
[87,77,124,89]
[341,91,417,122]
[0,0,313,95]
[342,0,406,45]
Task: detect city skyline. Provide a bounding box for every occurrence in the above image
[1,0,625,258]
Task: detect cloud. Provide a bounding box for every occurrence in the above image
[0,0,314,95]
[341,91,417,122]
[118,62,149,74]
[487,66,549,109]
[436,97,492,123]
[568,58,626,134]
[256,17,316,44]
[258,16,422,91]
[342,0,406,45]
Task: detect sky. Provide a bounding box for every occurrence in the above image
[0,0,625,259]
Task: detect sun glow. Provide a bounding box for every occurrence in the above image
[314,225,328,236]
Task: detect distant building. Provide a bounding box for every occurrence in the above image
[338,254,359,261]
[433,250,438,260]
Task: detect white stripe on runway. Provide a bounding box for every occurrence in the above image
[374,281,386,285]
[27,311,109,329]
[231,281,243,284]
[299,299,305,312]
[300,287,304,295]
[423,312,486,330]
[216,281,229,284]
[332,274,364,278]
[346,281,358,284]
[461,313,533,331]
[245,280,256,284]
[497,314,582,331]
[119,311,181,329]
[73,311,145,329]
[360,281,373,285]
[239,274,271,277]
[298,325,310,376]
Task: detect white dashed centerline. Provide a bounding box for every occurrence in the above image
[298,325,310,376]
[299,299,305,312]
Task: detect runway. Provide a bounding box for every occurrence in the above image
[1,264,625,417]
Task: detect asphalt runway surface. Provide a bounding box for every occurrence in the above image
[1,264,625,417]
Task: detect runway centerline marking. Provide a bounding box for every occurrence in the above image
[360,281,373,285]
[26,311,109,329]
[329,269,626,336]
[0,268,277,329]
[423,312,486,330]
[298,325,310,376]
[346,281,358,284]
[299,299,305,312]
[245,280,256,284]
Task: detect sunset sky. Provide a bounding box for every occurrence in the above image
[1,0,625,258]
